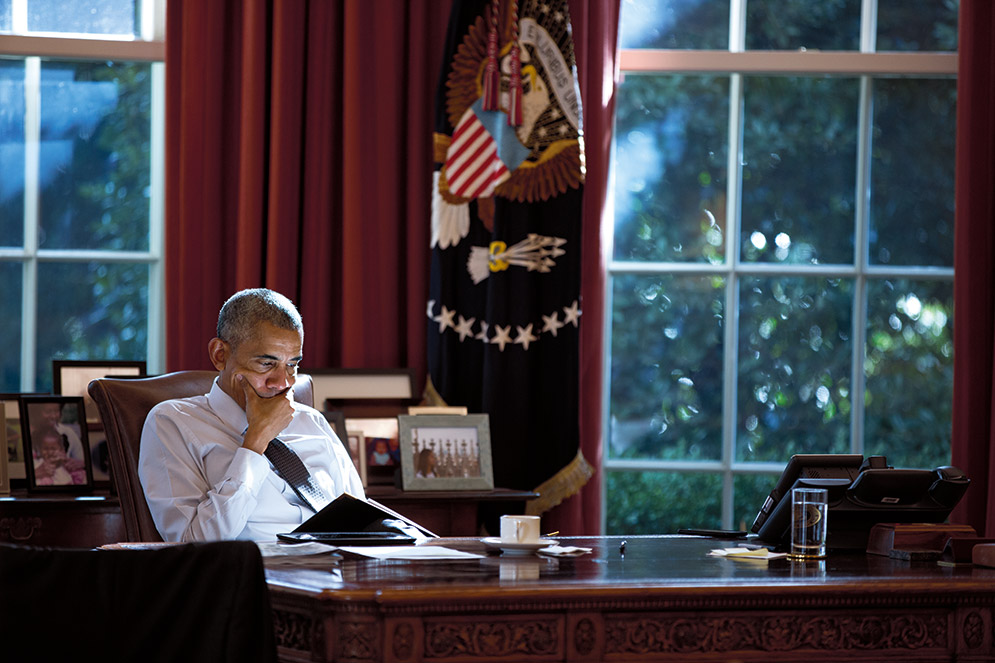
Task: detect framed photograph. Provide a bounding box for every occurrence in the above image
[346,417,400,486]
[0,401,9,495]
[321,409,365,484]
[52,360,147,423]
[1,394,39,481]
[346,430,367,487]
[309,368,416,412]
[19,396,94,493]
[398,414,494,491]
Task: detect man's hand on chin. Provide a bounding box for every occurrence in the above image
[238,374,295,455]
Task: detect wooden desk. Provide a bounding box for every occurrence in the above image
[365,487,537,536]
[264,535,995,663]
[0,490,126,547]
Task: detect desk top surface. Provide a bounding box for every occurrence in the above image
[264,534,995,601]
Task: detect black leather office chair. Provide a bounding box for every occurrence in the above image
[87,371,314,542]
[0,540,277,662]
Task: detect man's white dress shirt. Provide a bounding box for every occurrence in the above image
[139,379,364,542]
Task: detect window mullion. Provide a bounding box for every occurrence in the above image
[20,56,40,391]
[851,75,875,456]
[720,71,745,529]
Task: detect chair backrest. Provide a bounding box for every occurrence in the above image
[0,540,277,663]
[87,371,313,542]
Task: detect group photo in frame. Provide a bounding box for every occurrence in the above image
[19,395,94,492]
[398,414,494,491]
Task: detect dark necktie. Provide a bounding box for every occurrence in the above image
[264,438,329,513]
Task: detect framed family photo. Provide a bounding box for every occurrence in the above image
[346,417,400,486]
[52,359,147,424]
[19,396,94,493]
[398,414,494,491]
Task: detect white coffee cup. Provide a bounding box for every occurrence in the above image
[500,514,541,543]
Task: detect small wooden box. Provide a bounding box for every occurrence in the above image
[866,522,976,557]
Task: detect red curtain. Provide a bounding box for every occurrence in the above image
[951,0,995,536]
[166,0,618,534]
[539,0,620,535]
[165,0,449,378]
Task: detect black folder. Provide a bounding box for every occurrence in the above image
[277,492,438,545]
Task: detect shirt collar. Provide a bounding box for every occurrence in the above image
[207,377,249,435]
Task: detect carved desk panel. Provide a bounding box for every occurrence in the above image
[265,535,995,663]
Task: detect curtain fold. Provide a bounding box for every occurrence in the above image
[951,0,995,536]
[540,0,620,534]
[166,0,448,378]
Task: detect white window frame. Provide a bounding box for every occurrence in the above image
[603,0,957,531]
[0,0,166,390]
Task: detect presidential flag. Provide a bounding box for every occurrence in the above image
[427,0,591,515]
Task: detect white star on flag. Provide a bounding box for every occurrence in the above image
[491,325,513,351]
[515,324,538,350]
[455,315,476,341]
[542,311,565,337]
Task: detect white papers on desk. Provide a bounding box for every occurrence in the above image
[256,541,338,558]
[708,547,788,560]
[339,545,485,560]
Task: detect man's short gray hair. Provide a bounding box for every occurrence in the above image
[216,288,303,348]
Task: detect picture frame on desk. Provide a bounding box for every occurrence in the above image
[19,396,94,493]
[346,431,367,487]
[0,401,9,495]
[398,414,494,491]
[52,359,147,424]
[346,417,400,486]
[308,368,416,412]
[1,394,41,483]
[323,408,367,486]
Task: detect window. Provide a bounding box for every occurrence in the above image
[605,0,958,534]
[0,0,165,392]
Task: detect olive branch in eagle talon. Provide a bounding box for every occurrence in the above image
[467,233,567,284]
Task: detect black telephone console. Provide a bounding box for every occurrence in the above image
[751,454,970,550]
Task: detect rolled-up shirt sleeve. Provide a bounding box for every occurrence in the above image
[140,405,269,542]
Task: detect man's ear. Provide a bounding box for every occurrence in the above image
[208,337,229,371]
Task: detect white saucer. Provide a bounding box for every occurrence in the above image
[482,537,557,554]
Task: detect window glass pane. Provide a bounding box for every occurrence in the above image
[613,74,728,263]
[746,0,860,50]
[606,470,722,534]
[870,77,955,267]
[610,274,725,462]
[39,60,151,251]
[35,261,148,392]
[0,0,10,31]
[1,59,25,247]
[735,472,779,532]
[877,0,958,52]
[864,278,953,469]
[618,0,729,50]
[26,0,137,37]
[0,262,22,391]
[737,276,853,461]
[741,77,859,265]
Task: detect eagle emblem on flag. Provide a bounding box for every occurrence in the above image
[427,0,592,516]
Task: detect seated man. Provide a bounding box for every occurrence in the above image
[139,288,364,541]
